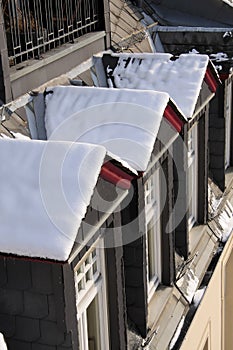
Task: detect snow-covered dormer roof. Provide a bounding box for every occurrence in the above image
[44,86,178,172]
[94,52,216,120]
[0,139,106,261]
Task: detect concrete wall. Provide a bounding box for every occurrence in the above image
[180,229,233,350]
[10,32,106,99]
[222,228,233,350]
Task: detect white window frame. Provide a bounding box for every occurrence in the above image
[225,81,232,169]
[75,241,109,350]
[144,168,162,301]
[187,124,198,231]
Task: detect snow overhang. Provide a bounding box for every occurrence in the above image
[43,85,175,173]
[93,52,215,120]
[0,139,107,262]
[152,27,233,80]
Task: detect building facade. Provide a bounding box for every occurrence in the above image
[0,0,111,102]
[0,2,233,350]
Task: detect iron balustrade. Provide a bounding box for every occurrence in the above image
[2,0,103,65]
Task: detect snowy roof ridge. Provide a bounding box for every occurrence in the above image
[0,138,107,261]
[101,52,210,119]
[44,85,171,172]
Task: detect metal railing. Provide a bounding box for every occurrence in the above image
[2,0,103,66]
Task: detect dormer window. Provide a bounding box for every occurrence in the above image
[145,168,162,300]
[75,241,109,350]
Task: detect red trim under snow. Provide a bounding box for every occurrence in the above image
[0,252,65,264]
[100,162,134,190]
[205,67,218,93]
[219,73,229,82]
[164,105,183,133]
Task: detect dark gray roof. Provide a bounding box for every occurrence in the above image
[152,27,233,72]
[147,0,233,27]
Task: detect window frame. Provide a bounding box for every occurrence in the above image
[144,168,162,301]
[187,124,198,231]
[75,240,109,350]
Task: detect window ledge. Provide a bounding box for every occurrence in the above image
[147,285,188,350]
[189,224,206,254]
[10,31,106,82]
[148,285,173,329]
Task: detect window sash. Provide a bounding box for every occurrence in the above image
[75,241,109,350]
[145,169,161,300]
[188,125,198,230]
[147,219,161,298]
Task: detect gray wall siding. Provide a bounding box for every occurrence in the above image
[105,221,127,350]
[227,77,233,167]
[160,152,175,285]
[209,85,225,191]
[173,132,189,259]
[122,178,148,338]
[0,258,72,350]
[198,110,209,224]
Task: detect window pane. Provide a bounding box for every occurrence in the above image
[145,169,161,293]
[78,280,84,292]
[87,295,101,350]
[86,269,92,282]
[148,222,156,280]
[93,261,98,275]
[188,125,198,228]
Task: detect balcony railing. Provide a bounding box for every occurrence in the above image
[3,0,103,66]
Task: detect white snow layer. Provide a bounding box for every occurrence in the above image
[105,53,210,119]
[0,139,106,261]
[176,268,199,303]
[193,287,206,307]
[208,182,222,214]
[0,333,7,350]
[217,200,233,242]
[223,0,233,7]
[44,86,170,172]
[169,316,185,350]
[210,52,229,62]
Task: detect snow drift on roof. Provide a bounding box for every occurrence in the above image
[44,86,170,172]
[102,52,210,119]
[0,139,106,261]
[223,0,233,6]
[0,334,7,350]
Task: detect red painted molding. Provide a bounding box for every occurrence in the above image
[219,73,229,82]
[0,252,65,264]
[164,105,184,133]
[205,67,218,93]
[100,162,134,189]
